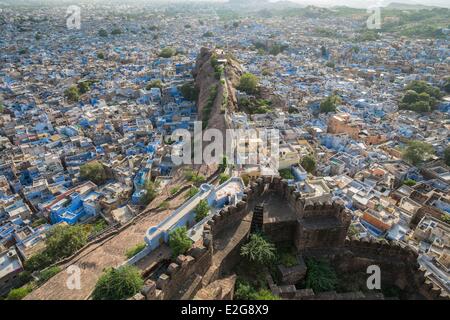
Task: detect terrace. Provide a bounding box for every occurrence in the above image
[144,178,245,253]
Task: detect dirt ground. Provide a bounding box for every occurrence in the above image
[24,171,193,300]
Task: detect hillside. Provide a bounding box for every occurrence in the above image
[193,48,243,133]
[386,2,441,10]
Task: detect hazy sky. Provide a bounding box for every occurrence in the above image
[285,0,450,8]
[1,0,449,9]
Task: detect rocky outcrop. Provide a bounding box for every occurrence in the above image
[193,48,243,134]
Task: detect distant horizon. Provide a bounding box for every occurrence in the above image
[283,0,450,9]
[0,0,449,9]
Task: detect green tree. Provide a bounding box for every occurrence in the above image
[186,186,199,199]
[26,224,89,272]
[305,258,338,293]
[402,90,420,104]
[78,82,91,94]
[140,180,159,206]
[347,224,359,238]
[98,29,108,37]
[325,61,335,68]
[403,179,417,187]
[268,43,288,56]
[441,214,450,224]
[279,168,294,180]
[405,80,442,99]
[202,31,214,37]
[235,280,255,300]
[192,174,206,186]
[185,170,206,185]
[45,224,89,261]
[194,199,210,222]
[355,30,380,42]
[80,161,108,185]
[444,78,450,94]
[278,248,298,267]
[159,47,176,58]
[240,234,276,266]
[319,94,341,113]
[301,155,316,174]
[411,101,431,113]
[64,86,80,103]
[170,186,180,196]
[253,289,280,300]
[146,80,163,91]
[241,174,250,186]
[219,156,229,173]
[185,170,195,181]
[37,266,61,285]
[18,270,33,286]
[168,227,192,257]
[25,252,53,272]
[444,145,450,166]
[89,218,108,234]
[238,73,259,94]
[219,173,230,184]
[180,82,199,101]
[125,243,147,259]
[400,81,442,112]
[403,141,435,166]
[235,280,279,300]
[111,28,122,35]
[97,52,105,60]
[158,201,170,210]
[6,285,33,300]
[92,266,143,300]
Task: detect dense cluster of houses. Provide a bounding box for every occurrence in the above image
[223,13,449,292]
[0,4,208,295]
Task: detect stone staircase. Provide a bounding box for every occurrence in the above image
[250,205,264,234]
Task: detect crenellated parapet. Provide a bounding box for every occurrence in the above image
[204,200,249,237]
[140,177,448,300]
[341,239,448,300]
[143,244,212,300]
[344,238,418,262]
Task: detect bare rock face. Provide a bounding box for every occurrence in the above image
[193,48,243,132]
[191,48,244,176]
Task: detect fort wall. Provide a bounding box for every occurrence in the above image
[138,178,447,300]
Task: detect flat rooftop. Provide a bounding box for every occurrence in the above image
[0,250,22,279]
